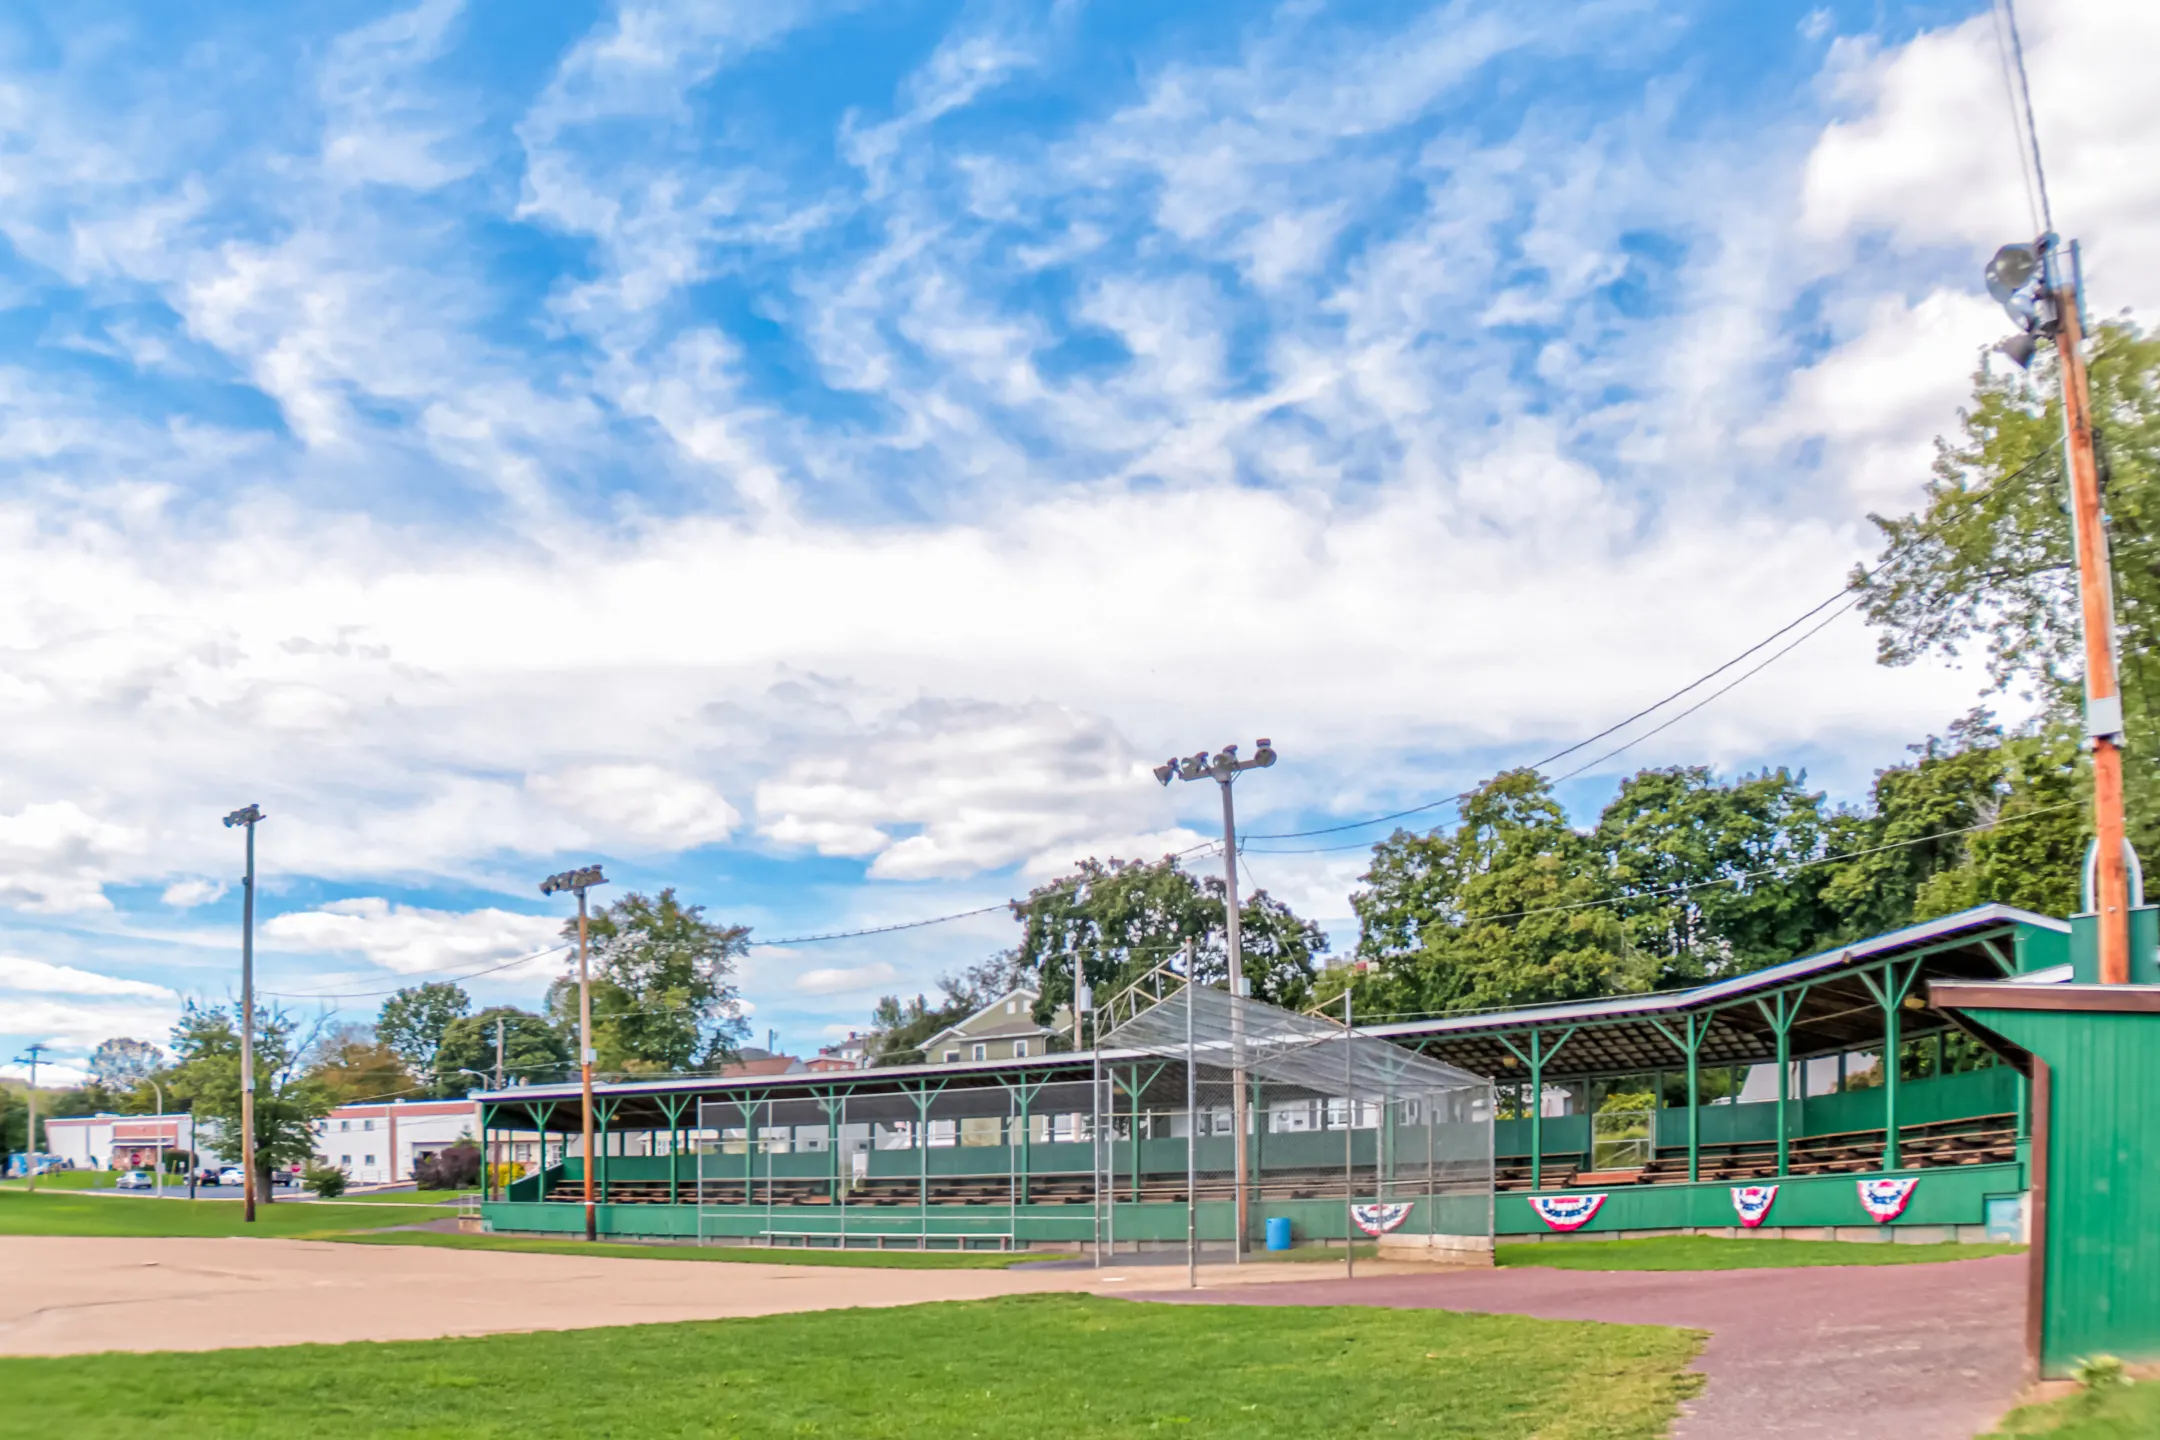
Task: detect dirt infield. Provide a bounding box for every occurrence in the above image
[1132,1253,2027,1439]
[0,1238,1418,1356]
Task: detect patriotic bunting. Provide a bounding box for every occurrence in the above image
[1730,1185,1778,1228]
[1858,1177,1919,1223]
[1350,1202,1415,1236]
[1527,1194,1606,1232]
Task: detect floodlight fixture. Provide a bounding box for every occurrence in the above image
[222,804,264,829]
[539,864,608,896]
[1995,332,2041,371]
[1985,242,2041,308]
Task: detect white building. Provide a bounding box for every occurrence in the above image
[41,1113,196,1172]
[314,1099,478,1186]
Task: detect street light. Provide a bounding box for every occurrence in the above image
[222,803,265,1222]
[1155,738,1277,1257]
[1983,234,2134,982]
[541,864,608,1241]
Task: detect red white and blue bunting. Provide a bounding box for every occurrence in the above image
[1858,1177,1919,1223]
[1730,1185,1778,1228]
[1528,1194,1606,1232]
[1350,1202,1415,1236]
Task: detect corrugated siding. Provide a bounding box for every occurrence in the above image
[1968,1008,2160,1376]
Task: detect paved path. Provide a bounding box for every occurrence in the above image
[1134,1256,2026,1439]
[0,1237,1400,1357]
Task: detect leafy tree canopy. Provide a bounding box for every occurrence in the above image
[301,1022,414,1106]
[435,1007,572,1094]
[85,1037,164,1095]
[1015,855,1326,1027]
[377,982,472,1090]
[547,889,749,1075]
[1854,321,2160,854]
[164,1001,333,1194]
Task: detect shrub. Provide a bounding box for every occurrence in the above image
[414,1139,482,1191]
[303,1164,348,1199]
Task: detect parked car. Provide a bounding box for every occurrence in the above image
[114,1170,156,1191]
[218,1167,246,1187]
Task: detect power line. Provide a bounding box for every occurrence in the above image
[1996,0,2053,235]
[1242,586,1855,844]
[1544,593,1864,787]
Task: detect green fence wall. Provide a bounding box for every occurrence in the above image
[1499,1161,2021,1236]
[1492,1066,2017,1160]
[1959,1004,2160,1377]
[482,1189,1490,1247]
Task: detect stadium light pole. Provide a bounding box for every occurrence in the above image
[1155,739,1276,1257]
[222,804,264,1222]
[1985,237,2134,981]
[541,864,608,1242]
[12,1043,47,1191]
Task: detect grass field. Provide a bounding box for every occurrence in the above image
[0,1189,451,1238]
[1496,1235,2024,1271]
[0,1293,1703,1439]
[341,1229,1076,1269]
[1990,1382,2158,1436]
[0,1170,122,1192]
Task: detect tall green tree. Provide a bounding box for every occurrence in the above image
[301,1022,414,1106]
[377,983,471,1092]
[1336,769,1631,1019]
[1815,714,2085,934]
[1014,855,1325,1026]
[85,1038,164,1096]
[1853,321,2160,854]
[434,1007,571,1094]
[546,889,749,1075]
[1595,766,1829,985]
[165,1002,333,1197]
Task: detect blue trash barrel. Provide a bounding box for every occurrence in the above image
[1264,1217,1293,1251]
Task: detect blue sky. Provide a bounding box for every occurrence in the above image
[3,0,2155,1083]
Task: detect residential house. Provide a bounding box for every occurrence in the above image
[922,989,1068,1065]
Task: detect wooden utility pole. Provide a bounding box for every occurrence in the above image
[540,865,607,1242]
[2056,277,2131,982]
[15,1044,47,1192]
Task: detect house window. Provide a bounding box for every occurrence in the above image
[1006,999,1017,1014]
[1013,1040,1029,1059]
[363,1119,374,1131]
[364,1155,376,1167]
[971,1043,987,1061]
[339,1155,351,1167]
[340,1120,350,1131]
[943,1050,960,1063]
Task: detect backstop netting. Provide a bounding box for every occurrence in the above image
[692,1077,1104,1250]
[1098,977,1494,1262]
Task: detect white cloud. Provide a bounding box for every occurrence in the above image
[160,878,228,908]
[528,764,740,851]
[794,962,900,996]
[261,898,563,977]
[0,954,173,1000]
[0,801,139,913]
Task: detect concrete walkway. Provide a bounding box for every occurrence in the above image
[0,1237,1408,1357]
[1132,1255,2027,1439]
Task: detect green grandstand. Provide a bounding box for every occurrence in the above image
[474,902,2059,1248]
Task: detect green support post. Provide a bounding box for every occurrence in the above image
[1649,1015,1707,1183]
[1497,1027,1577,1190]
[1753,988,1808,1178]
[1857,960,1921,1171]
[657,1095,690,1206]
[595,1098,618,1206]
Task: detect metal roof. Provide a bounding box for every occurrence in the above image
[474,905,2065,1128]
[1361,904,2063,1079]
